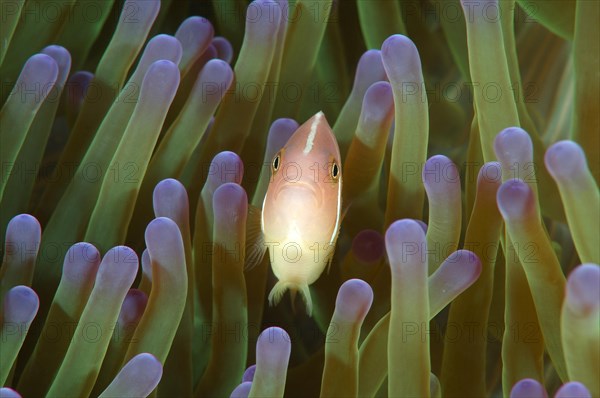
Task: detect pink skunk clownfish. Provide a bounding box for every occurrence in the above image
[246,111,343,316]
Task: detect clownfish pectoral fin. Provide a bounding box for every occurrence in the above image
[324,244,336,274]
[341,201,352,223]
[323,201,350,275]
[245,205,266,270]
[268,282,313,316]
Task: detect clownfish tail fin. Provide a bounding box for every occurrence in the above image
[298,284,312,316]
[268,282,313,316]
[268,281,290,308]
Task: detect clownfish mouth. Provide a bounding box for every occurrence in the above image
[273,181,323,208]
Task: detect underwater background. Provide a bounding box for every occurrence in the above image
[0,0,598,397]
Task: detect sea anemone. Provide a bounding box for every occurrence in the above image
[0,0,598,397]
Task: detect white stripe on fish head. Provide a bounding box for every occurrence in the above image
[303,111,324,155]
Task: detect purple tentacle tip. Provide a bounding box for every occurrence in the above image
[510,378,548,398]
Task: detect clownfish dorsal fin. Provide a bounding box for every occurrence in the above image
[245,204,266,270]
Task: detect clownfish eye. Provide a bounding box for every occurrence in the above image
[331,162,340,180]
[272,153,281,172]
